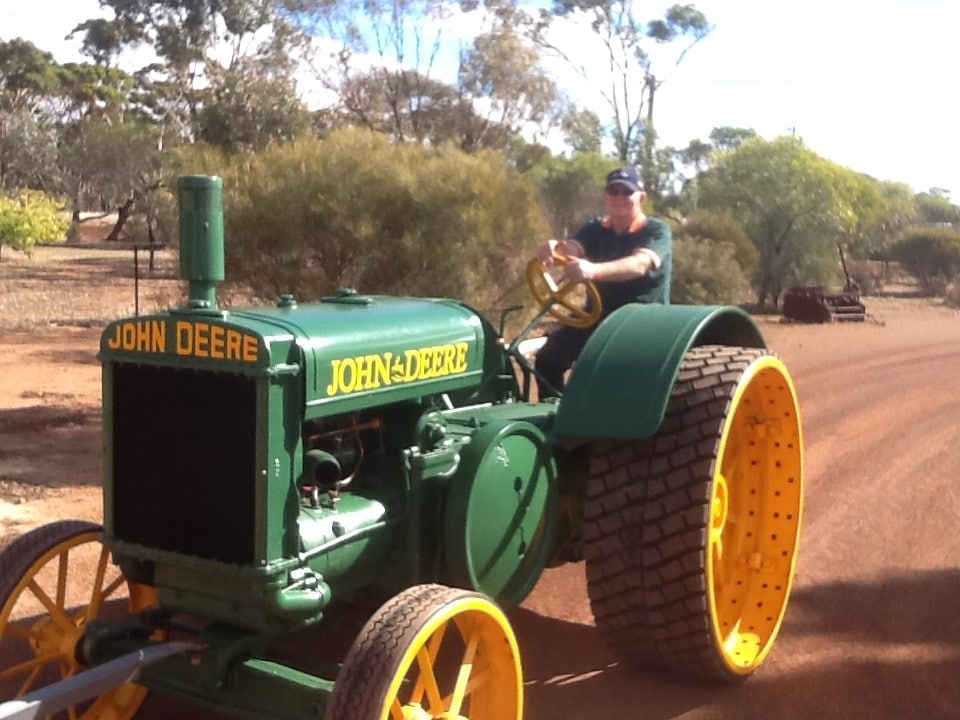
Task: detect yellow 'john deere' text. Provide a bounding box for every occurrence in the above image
[326,342,469,396]
[106,320,259,363]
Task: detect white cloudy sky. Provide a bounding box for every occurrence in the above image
[5,0,958,195]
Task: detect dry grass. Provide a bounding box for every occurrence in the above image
[0,243,183,332]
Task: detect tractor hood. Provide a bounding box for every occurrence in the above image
[100,291,489,417]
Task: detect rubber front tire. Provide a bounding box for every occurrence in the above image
[583,346,803,681]
[324,584,522,720]
[0,520,158,719]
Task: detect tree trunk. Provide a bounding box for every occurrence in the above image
[106,198,135,242]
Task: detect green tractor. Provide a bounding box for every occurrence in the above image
[0,176,803,720]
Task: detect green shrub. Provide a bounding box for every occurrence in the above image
[172,129,549,321]
[671,234,752,305]
[0,190,70,259]
[890,226,960,293]
[677,209,758,277]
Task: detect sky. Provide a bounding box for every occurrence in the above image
[5,0,959,195]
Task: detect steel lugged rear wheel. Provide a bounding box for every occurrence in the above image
[583,346,803,680]
[324,584,522,720]
[0,520,159,719]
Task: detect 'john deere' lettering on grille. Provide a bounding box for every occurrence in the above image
[105,320,259,362]
[326,342,469,396]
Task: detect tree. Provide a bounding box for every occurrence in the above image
[294,0,558,152]
[198,63,311,152]
[698,136,855,306]
[709,126,756,153]
[915,191,960,226]
[0,107,60,193]
[74,0,310,144]
[59,117,167,243]
[0,190,69,260]
[890,226,960,294]
[457,18,558,152]
[529,1,709,183]
[558,105,602,154]
[526,152,616,237]
[671,234,751,305]
[0,39,61,190]
[678,209,758,277]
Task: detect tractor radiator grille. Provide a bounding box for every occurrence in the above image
[110,363,257,564]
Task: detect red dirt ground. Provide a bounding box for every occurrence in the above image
[1,249,959,718]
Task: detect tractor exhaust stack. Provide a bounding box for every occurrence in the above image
[178,175,225,309]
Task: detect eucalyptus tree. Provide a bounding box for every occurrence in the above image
[288,0,558,150]
[59,117,168,243]
[698,136,861,306]
[527,1,709,184]
[709,126,756,153]
[72,0,310,146]
[0,39,61,190]
[457,15,558,152]
[915,190,960,226]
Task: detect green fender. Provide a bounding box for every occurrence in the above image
[554,304,766,441]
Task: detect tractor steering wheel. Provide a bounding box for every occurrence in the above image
[525,255,603,329]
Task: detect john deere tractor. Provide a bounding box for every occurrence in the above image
[0,176,803,720]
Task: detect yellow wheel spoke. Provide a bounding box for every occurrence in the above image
[447,629,480,715]
[0,652,60,688]
[414,645,444,712]
[389,697,404,720]
[26,580,73,631]
[83,572,124,626]
[85,545,111,620]
[408,624,446,707]
[56,551,69,609]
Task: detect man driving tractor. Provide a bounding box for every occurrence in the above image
[533,165,673,396]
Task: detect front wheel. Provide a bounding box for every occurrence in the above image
[0,520,159,719]
[324,584,522,720]
[584,346,804,680]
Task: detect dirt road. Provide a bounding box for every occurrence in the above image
[2,297,959,719]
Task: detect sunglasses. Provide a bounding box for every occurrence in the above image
[605,186,636,197]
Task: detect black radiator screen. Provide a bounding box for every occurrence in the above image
[111,363,257,564]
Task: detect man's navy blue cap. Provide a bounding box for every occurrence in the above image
[605,166,643,192]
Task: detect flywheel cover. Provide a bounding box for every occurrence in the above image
[444,420,558,608]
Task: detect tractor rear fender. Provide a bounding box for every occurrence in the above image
[554,304,766,443]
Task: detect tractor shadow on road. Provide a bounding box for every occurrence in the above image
[511,568,960,720]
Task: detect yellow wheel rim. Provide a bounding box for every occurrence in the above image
[0,528,158,719]
[380,595,522,720]
[706,356,804,674]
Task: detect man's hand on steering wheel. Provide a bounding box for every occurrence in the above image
[560,257,602,283]
[526,249,603,329]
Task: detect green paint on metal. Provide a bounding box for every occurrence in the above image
[178,175,225,308]
[444,420,558,608]
[555,304,766,440]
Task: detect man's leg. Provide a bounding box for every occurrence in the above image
[534,326,591,398]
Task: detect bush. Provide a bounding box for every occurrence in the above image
[944,277,960,308]
[0,190,70,259]
[172,130,550,322]
[890,226,960,293]
[671,234,752,305]
[677,210,758,277]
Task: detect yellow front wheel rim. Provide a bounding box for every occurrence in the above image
[0,521,158,719]
[325,584,522,720]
